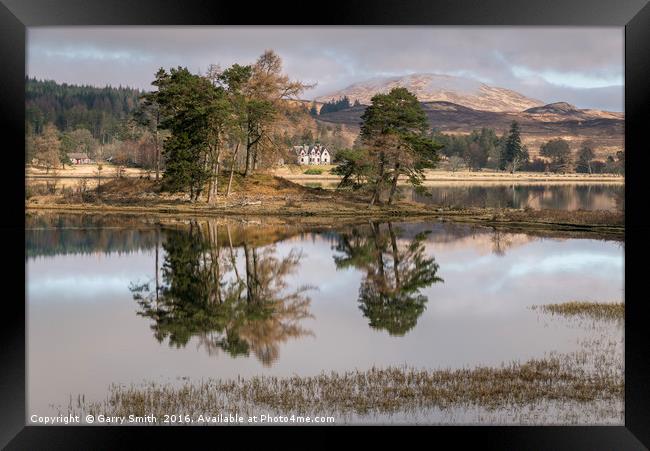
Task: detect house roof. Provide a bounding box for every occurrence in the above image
[68,152,90,160]
[295,144,329,155]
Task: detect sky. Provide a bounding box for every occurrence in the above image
[27,26,624,111]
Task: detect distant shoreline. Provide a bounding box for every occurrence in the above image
[273,167,625,184]
[26,164,625,185]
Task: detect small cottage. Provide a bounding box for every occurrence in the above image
[294,144,331,165]
[68,152,92,164]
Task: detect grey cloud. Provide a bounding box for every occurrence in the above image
[27,26,623,111]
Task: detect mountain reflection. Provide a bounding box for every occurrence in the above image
[333,222,444,336]
[130,220,313,366]
[409,184,623,212]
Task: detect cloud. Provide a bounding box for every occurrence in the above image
[27,26,623,111]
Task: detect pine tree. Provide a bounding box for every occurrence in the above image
[150,67,215,200]
[354,87,441,205]
[500,121,526,173]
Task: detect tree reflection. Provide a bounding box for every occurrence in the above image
[130,220,313,366]
[333,222,443,336]
[490,228,513,256]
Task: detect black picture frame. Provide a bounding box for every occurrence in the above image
[2,0,648,448]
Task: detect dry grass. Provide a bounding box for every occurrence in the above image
[533,302,624,321]
[61,297,624,424]
[26,163,146,178]
[69,346,622,422]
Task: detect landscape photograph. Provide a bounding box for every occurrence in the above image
[25,26,624,425]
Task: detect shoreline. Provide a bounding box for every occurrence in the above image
[280,175,625,184]
[25,174,624,240]
[273,168,625,184]
[26,165,625,185]
[26,202,624,240]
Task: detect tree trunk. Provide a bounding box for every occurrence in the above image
[198,153,209,203]
[213,162,219,199]
[155,227,159,304]
[154,126,160,181]
[244,136,253,177]
[368,154,385,207]
[227,143,240,197]
[369,185,380,206]
[207,158,219,204]
[387,163,400,205]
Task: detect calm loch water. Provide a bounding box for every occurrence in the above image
[408,183,624,211]
[298,182,624,212]
[26,213,624,423]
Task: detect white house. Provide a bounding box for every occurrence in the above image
[294,144,331,165]
[68,152,92,164]
[293,145,310,165]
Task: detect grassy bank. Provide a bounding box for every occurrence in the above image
[26,174,624,239]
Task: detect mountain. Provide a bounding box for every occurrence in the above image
[314,73,544,112]
[524,101,581,115]
[316,100,624,157]
[522,102,623,122]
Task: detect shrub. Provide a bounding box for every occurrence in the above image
[304,168,322,175]
[27,184,52,197]
[590,161,607,174]
[523,158,547,172]
[61,186,77,203]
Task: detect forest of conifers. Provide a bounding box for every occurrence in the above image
[25,77,142,142]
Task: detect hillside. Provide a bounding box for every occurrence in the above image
[25,78,624,160]
[25,78,143,138]
[314,73,544,113]
[317,100,624,158]
[522,102,623,122]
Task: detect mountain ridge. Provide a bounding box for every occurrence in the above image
[313,73,545,113]
[315,99,624,157]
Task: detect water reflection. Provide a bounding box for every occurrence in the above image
[25,214,623,371]
[130,221,313,366]
[126,219,446,359]
[409,184,624,211]
[25,214,161,258]
[291,182,624,212]
[27,213,625,419]
[333,222,443,336]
